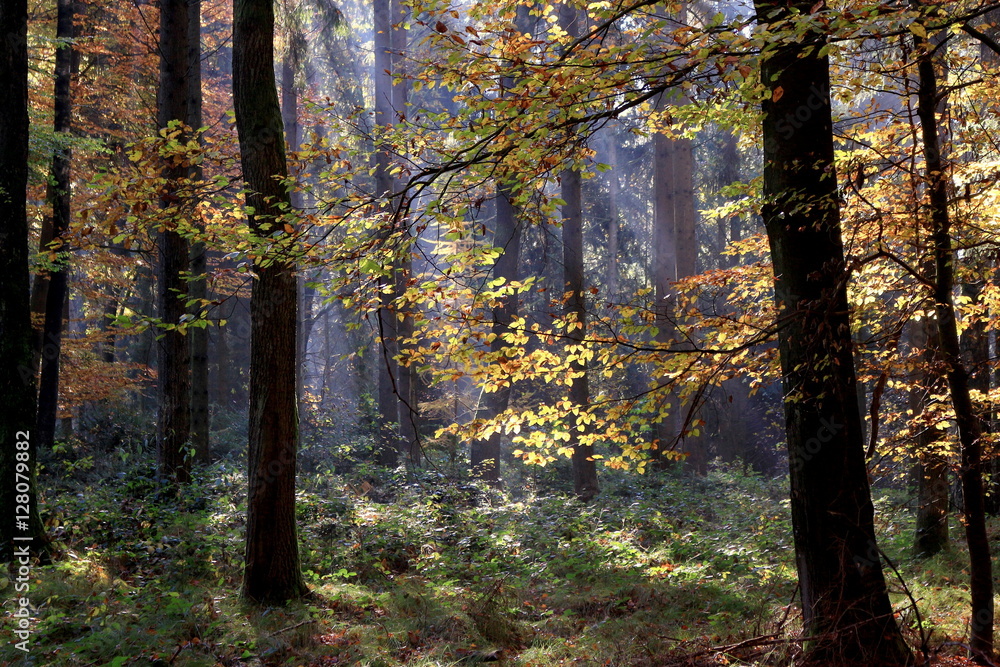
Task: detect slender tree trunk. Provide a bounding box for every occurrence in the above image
[36,0,74,454]
[390,0,419,465]
[234,0,306,604]
[916,26,993,662]
[603,130,620,299]
[961,273,997,514]
[912,317,949,557]
[472,191,522,483]
[561,166,598,501]
[157,0,194,484]
[214,316,231,408]
[558,3,597,501]
[374,0,400,467]
[188,0,210,464]
[755,0,912,663]
[29,212,54,367]
[672,104,703,473]
[652,116,678,466]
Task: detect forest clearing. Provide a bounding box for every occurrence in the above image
[6,0,1000,664]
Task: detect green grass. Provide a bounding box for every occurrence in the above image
[1,437,994,666]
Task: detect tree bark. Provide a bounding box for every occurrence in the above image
[188,0,210,464]
[916,25,993,662]
[390,0,419,465]
[559,3,598,501]
[234,0,307,604]
[36,0,75,454]
[0,0,49,560]
[157,0,194,484]
[755,0,913,663]
[961,273,997,514]
[912,317,949,557]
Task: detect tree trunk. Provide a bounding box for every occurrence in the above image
[912,317,949,557]
[472,191,522,483]
[603,129,621,300]
[652,119,678,466]
[916,26,993,662]
[561,166,598,501]
[755,1,912,663]
[157,0,194,484]
[390,0,419,465]
[36,0,74,454]
[374,0,400,467]
[188,0,210,464]
[558,3,597,501]
[672,110,703,473]
[234,0,307,604]
[961,273,997,514]
[0,0,49,560]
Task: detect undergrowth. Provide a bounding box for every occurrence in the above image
[0,428,993,666]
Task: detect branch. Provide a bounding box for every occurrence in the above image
[963,22,1000,57]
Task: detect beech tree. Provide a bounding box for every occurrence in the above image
[754,0,912,662]
[233,0,307,603]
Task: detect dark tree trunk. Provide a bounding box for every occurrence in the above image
[0,0,48,560]
[157,0,194,484]
[561,167,598,501]
[214,315,231,408]
[234,0,307,604]
[961,275,997,514]
[559,2,597,500]
[755,1,913,663]
[374,0,400,467]
[36,0,74,454]
[188,0,210,464]
[912,318,949,557]
[916,27,993,662]
[472,191,522,483]
[914,445,950,556]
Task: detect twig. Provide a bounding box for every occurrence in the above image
[265,619,317,638]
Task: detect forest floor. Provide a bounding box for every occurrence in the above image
[0,416,993,666]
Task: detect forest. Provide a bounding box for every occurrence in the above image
[6,0,1000,664]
